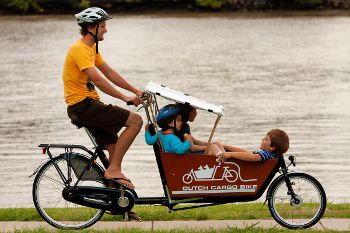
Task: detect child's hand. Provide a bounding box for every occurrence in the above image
[145,123,149,131]
[216,153,226,163]
[184,134,194,145]
[184,133,191,141]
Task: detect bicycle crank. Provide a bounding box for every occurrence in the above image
[62,186,135,212]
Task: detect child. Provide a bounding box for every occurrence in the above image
[145,104,222,155]
[218,129,289,162]
[175,103,226,154]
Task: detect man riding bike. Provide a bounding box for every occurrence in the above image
[62,7,143,189]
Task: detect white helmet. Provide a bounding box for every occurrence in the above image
[75,7,112,25]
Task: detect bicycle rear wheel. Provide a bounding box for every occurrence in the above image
[33,154,106,229]
[268,173,326,229]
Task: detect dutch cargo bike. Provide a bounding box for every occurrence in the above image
[31,81,326,230]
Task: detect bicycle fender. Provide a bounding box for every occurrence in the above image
[264,171,306,204]
[29,152,76,178]
[29,159,50,178]
[29,152,83,178]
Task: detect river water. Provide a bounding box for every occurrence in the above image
[0,13,349,207]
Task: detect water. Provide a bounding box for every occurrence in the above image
[0,13,349,207]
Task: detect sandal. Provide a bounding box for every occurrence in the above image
[104,177,135,190]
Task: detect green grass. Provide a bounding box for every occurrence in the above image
[1,203,349,221]
[7,228,350,233]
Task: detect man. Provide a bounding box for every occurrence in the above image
[62,7,143,189]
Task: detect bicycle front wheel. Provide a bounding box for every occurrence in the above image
[268,173,326,229]
[33,154,106,229]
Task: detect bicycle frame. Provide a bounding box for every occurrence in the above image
[32,81,326,230]
[35,92,297,212]
[37,140,109,185]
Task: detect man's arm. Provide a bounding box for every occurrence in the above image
[84,67,140,105]
[97,62,143,97]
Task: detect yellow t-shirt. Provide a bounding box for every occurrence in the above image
[62,39,104,106]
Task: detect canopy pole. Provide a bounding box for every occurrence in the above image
[205,115,221,155]
[146,93,164,151]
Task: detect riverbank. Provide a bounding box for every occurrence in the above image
[1,0,350,14]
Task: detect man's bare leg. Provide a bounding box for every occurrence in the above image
[104,112,143,188]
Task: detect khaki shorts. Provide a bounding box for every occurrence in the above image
[67,98,130,147]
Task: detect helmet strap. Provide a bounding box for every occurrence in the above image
[173,116,177,134]
[95,22,99,54]
[87,22,99,54]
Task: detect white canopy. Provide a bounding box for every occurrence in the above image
[145,81,224,116]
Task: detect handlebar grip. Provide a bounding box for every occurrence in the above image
[127,101,134,105]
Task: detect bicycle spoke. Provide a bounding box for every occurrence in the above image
[33,155,106,229]
[268,173,326,229]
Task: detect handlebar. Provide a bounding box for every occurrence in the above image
[126,94,149,106]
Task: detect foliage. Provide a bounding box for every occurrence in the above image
[6,0,43,12]
[296,0,325,4]
[3,0,92,13]
[195,0,232,9]
[0,0,347,13]
[72,0,91,9]
[295,0,325,7]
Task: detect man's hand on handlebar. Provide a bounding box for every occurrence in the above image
[125,95,142,107]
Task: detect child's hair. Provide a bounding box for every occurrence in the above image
[267,129,289,156]
[177,104,194,123]
[160,117,177,130]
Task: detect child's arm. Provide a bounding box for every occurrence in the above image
[170,135,191,155]
[185,134,207,152]
[223,145,249,152]
[221,151,262,162]
[191,136,208,146]
[144,124,159,145]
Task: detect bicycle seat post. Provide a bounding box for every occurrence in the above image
[84,128,98,148]
[84,127,110,169]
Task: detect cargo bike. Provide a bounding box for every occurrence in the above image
[31,81,327,230]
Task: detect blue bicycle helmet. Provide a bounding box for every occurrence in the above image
[156,104,182,129]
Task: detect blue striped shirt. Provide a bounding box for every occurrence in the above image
[255,150,277,161]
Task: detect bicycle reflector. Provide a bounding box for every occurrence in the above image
[42,147,47,155]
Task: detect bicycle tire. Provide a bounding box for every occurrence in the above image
[268,172,327,229]
[32,153,106,229]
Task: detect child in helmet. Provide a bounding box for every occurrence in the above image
[145,104,222,155]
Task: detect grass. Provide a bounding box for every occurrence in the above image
[1,203,350,233]
[1,203,349,221]
[7,228,350,233]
